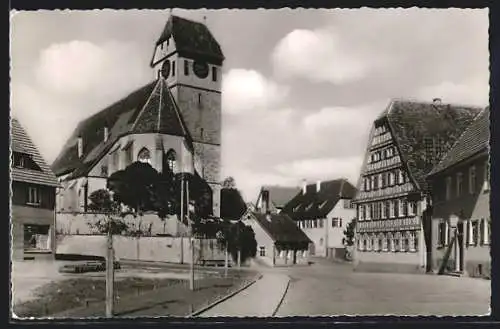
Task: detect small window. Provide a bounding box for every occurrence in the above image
[184,59,189,76]
[101,165,108,177]
[172,60,176,77]
[319,218,324,228]
[259,246,266,257]
[28,186,41,205]
[332,218,339,227]
[472,220,479,246]
[212,66,217,82]
[389,200,395,218]
[456,172,463,197]
[198,93,202,109]
[394,199,400,218]
[343,199,352,209]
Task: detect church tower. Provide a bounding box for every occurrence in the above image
[150,14,224,217]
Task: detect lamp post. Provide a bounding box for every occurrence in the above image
[105,215,114,318]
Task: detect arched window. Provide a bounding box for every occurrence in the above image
[165,149,177,172]
[137,147,151,164]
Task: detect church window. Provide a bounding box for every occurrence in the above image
[184,59,189,76]
[212,66,217,82]
[137,148,151,164]
[165,149,177,173]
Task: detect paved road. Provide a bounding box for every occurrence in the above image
[198,272,290,317]
[273,258,491,316]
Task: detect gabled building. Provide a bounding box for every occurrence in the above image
[51,15,224,222]
[11,118,60,261]
[255,185,301,214]
[242,211,311,267]
[426,106,490,278]
[352,99,482,273]
[282,179,357,258]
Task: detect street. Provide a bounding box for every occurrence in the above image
[273,258,491,316]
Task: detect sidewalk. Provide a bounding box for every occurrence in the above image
[197,273,290,317]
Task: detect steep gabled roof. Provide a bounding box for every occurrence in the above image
[380,99,482,190]
[282,179,357,221]
[11,118,59,187]
[257,185,301,211]
[51,78,192,180]
[428,106,490,176]
[252,212,311,245]
[155,15,224,65]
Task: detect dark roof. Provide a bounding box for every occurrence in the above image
[51,78,192,179]
[428,107,489,176]
[11,118,59,187]
[155,15,224,65]
[258,185,301,210]
[252,212,311,244]
[282,179,357,221]
[379,99,482,190]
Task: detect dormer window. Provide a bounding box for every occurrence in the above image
[305,203,313,211]
[212,66,217,82]
[319,200,328,209]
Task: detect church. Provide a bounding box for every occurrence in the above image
[51,15,224,220]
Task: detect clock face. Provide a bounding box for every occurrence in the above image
[161,60,171,79]
[193,61,209,79]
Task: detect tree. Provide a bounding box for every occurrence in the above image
[342,219,356,247]
[216,220,257,264]
[220,177,247,221]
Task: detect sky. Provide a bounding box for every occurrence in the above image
[10,8,489,202]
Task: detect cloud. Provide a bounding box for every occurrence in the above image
[271,28,370,84]
[274,156,363,184]
[222,69,289,114]
[35,40,150,96]
[415,76,489,107]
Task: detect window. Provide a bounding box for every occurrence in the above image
[383,201,390,219]
[378,174,383,189]
[388,172,395,186]
[472,220,479,246]
[445,176,452,200]
[313,219,318,228]
[343,199,354,209]
[365,178,370,191]
[408,202,416,216]
[394,199,400,218]
[469,166,476,194]
[305,203,313,211]
[438,222,446,246]
[389,200,395,218]
[172,60,176,76]
[456,172,463,197]
[319,218,324,228]
[212,66,217,81]
[184,59,189,75]
[27,186,41,205]
[123,142,133,166]
[402,199,408,217]
[137,147,151,164]
[398,169,404,185]
[165,149,177,173]
[332,218,339,227]
[259,246,266,257]
[360,205,366,221]
[367,203,373,220]
[13,152,25,168]
[100,165,108,177]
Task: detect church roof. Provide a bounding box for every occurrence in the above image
[11,118,59,187]
[282,179,356,221]
[155,15,224,65]
[377,99,482,191]
[428,106,489,176]
[51,78,193,179]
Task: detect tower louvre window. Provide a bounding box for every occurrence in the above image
[212,66,217,82]
[172,60,176,77]
[198,93,202,109]
[184,60,189,76]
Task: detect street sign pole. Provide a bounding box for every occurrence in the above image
[187,179,194,291]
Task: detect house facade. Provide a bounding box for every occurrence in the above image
[426,107,490,278]
[242,211,311,267]
[255,185,301,214]
[282,179,357,258]
[11,118,60,261]
[352,99,482,273]
[51,15,224,225]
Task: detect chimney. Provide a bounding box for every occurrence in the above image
[104,126,109,142]
[302,179,307,194]
[433,98,442,106]
[77,137,83,158]
[316,180,321,193]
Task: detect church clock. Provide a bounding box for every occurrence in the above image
[193,61,209,79]
[161,60,171,78]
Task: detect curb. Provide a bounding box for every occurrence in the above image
[271,276,291,317]
[188,273,263,317]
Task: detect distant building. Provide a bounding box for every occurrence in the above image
[242,211,311,267]
[255,185,301,214]
[11,118,59,261]
[50,15,224,221]
[282,179,357,258]
[352,99,482,273]
[426,107,490,278]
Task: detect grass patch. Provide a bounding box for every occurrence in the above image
[13,277,182,318]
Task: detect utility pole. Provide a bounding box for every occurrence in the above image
[186,178,195,291]
[224,240,228,278]
[237,224,241,269]
[105,218,114,318]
